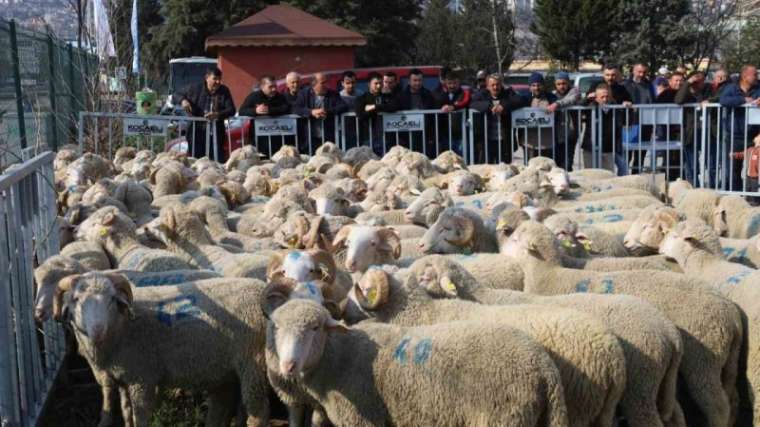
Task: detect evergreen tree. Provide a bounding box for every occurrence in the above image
[531,0,620,70]
[415,0,460,66]
[287,0,424,66]
[612,0,692,74]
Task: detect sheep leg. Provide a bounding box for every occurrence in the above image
[205,383,238,427]
[119,385,135,427]
[126,383,158,427]
[619,395,663,427]
[286,403,308,427]
[310,406,332,427]
[679,354,731,427]
[239,370,270,427]
[92,368,115,427]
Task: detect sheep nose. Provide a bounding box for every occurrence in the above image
[34,308,47,322]
[346,260,357,272]
[281,360,297,376]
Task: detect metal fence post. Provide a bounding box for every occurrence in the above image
[46,28,59,151]
[9,19,28,150]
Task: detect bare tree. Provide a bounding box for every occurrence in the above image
[679,0,738,70]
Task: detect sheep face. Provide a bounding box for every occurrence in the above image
[332,226,401,273]
[33,256,86,322]
[659,220,723,262]
[310,187,350,216]
[407,257,461,299]
[500,221,561,264]
[712,205,729,237]
[546,168,570,195]
[55,273,133,345]
[343,268,392,324]
[419,209,476,254]
[623,207,681,255]
[360,189,402,213]
[268,250,336,285]
[268,299,345,377]
[448,172,480,196]
[404,188,452,226]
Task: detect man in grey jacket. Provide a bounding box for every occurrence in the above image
[547,71,580,170]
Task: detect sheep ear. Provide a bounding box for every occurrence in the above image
[106,273,135,319]
[162,207,177,231]
[439,275,458,297]
[302,216,323,249]
[331,225,352,252]
[308,249,337,284]
[325,316,350,333]
[100,211,116,226]
[323,299,344,320]
[149,168,159,185]
[53,274,80,322]
[262,282,293,318]
[378,228,402,259]
[409,187,422,196]
[266,253,285,282]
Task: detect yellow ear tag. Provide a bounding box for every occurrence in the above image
[365,287,378,305]
[442,277,457,294]
[496,219,507,230]
[582,240,593,251]
[287,236,298,247]
[561,239,573,248]
[99,227,109,237]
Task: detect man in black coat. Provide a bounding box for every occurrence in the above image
[355,72,400,155]
[293,73,348,152]
[470,73,527,163]
[238,75,291,152]
[179,67,236,161]
[398,68,437,110]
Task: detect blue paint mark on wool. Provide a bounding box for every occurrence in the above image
[725,270,753,285]
[287,251,302,261]
[413,338,433,365]
[157,295,201,326]
[722,247,736,257]
[602,278,614,294]
[393,338,411,364]
[575,279,590,293]
[603,214,624,223]
[472,200,483,209]
[747,214,760,237]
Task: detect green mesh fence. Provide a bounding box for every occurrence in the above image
[0,19,96,170]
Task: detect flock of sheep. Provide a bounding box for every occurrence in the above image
[35,141,760,427]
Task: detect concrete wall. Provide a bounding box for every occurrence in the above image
[217,46,356,106]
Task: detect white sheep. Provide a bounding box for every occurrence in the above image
[77,206,196,272]
[660,219,760,424]
[713,195,760,238]
[407,255,685,427]
[59,240,112,270]
[502,220,743,427]
[419,207,498,254]
[403,187,454,226]
[265,297,570,427]
[343,268,626,427]
[53,273,271,427]
[719,235,760,268]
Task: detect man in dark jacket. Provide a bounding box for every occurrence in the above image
[294,72,348,152]
[179,67,236,161]
[624,63,654,104]
[238,76,290,117]
[436,70,470,156]
[675,71,713,184]
[355,72,400,155]
[398,68,437,110]
[588,64,632,106]
[720,65,760,190]
[238,75,291,151]
[470,73,527,163]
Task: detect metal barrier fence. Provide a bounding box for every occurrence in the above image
[75,104,760,197]
[0,151,63,427]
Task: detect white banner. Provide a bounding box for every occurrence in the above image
[748,108,760,125]
[512,108,554,128]
[383,113,424,132]
[123,118,167,136]
[92,0,116,60]
[255,117,297,136]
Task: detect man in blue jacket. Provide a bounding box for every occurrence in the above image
[294,73,348,153]
[720,65,760,190]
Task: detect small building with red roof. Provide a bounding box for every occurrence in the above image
[206,4,367,106]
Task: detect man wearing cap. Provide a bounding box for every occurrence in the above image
[547,71,580,169]
[518,72,557,161]
[470,73,528,163]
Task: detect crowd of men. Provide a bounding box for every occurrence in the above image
[177,63,760,191]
